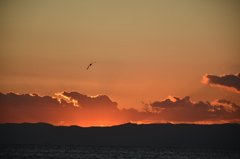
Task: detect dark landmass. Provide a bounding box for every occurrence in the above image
[0,122,240,148]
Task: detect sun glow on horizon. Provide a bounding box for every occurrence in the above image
[54,119,240,128]
[1,91,240,127]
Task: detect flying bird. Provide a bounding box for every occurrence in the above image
[86,61,97,70]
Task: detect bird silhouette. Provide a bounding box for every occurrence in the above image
[86,61,97,70]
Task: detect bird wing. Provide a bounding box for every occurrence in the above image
[86,65,90,70]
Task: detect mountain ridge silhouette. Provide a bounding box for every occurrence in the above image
[1,122,239,148]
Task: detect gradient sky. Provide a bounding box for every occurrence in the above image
[1,0,240,126]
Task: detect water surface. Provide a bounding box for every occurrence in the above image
[1,145,239,159]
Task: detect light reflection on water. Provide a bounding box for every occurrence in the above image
[0,144,239,159]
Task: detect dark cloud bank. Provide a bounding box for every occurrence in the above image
[1,91,240,126]
[202,72,240,93]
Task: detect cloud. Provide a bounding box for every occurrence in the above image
[58,91,118,111]
[0,92,75,124]
[0,91,130,126]
[147,96,240,123]
[201,73,240,93]
[0,92,70,108]
[0,91,240,126]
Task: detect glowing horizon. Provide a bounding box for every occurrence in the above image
[1,90,239,127]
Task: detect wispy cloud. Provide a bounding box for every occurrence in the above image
[201,73,240,93]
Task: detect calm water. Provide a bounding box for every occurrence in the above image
[0,145,239,159]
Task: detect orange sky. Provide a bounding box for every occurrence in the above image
[1,0,240,127]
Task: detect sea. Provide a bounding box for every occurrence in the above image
[0,145,239,159]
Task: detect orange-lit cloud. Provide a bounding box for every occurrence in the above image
[201,73,240,93]
[0,91,240,127]
[60,91,118,111]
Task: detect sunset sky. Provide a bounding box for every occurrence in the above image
[1,0,240,126]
